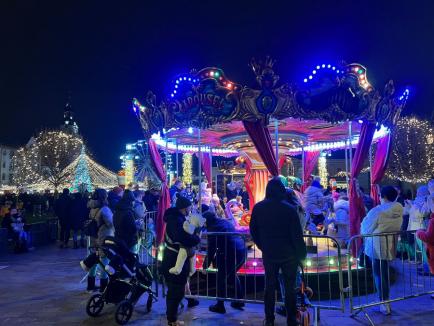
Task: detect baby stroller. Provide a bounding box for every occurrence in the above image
[85,237,157,325]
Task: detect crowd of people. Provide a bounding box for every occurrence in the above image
[2,175,434,325]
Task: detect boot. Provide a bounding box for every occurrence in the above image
[186,298,199,308]
[73,241,78,249]
[99,278,108,292]
[87,276,96,292]
[209,301,226,314]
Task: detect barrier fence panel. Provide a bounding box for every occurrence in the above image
[347,230,434,326]
[182,232,345,323]
[139,210,159,296]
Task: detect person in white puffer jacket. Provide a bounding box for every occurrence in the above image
[405,185,430,231]
[303,178,325,226]
[361,186,403,315]
[332,195,350,247]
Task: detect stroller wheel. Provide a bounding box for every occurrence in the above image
[115,300,134,325]
[86,293,104,317]
[146,294,153,312]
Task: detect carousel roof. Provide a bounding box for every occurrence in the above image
[133,57,407,155]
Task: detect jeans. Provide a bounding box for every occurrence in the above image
[89,256,109,279]
[416,237,430,272]
[264,259,298,326]
[166,282,186,323]
[372,259,390,301]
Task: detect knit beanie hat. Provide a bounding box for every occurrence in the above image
[175,193,191,209]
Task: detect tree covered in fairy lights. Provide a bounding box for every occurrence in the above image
[387,116,434,184]
[12,130,83,189]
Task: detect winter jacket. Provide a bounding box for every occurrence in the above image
[406,197,430,231]
[203,211,246,269]
[54,193,71,226]
[143,192,158,212]
[250,198,307,263]
[161,207,201,284]
[361,201,403,260]
[333,199,350,245]
[113,199,139,249]
[303,185,324,216]
[416,214,434,274]
[88,200,114,246]
[69,195,89,230]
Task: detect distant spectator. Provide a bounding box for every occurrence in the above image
[69,192,89,249]
[144,188,159,212]
[359,187,374,212]
[114,190,140,253]
[133,189,146,220]
[303,178,325,226]
[55,189,72,248]
[169,179,183,203]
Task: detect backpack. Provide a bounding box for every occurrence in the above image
[83,219,98,237]
[83,208,102,237]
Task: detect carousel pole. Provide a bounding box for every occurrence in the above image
[198,128,202,213]
[175,139,179,179]
[209,147,213,193]
[274,118,279,167]
[165,134,169,185]
[348,121,353,173]
[301,147,305,186]
[344,138,349,189]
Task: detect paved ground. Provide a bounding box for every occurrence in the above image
[0,245,434,325]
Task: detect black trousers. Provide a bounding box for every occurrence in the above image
[263,259,298,326]
[166,282,186,323]
[216,252,246,302]
[59,225,70,245]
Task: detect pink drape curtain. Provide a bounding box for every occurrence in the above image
[349,122,376,243]
[301,151,321,192]
[148,139,171,244]
[243,120,279,176]
[278,156,287,173]
[370,134,392,207]
[196,152,212,185]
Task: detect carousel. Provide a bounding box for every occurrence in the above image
[133,57,407,277]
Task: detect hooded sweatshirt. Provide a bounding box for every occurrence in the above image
[361,201,403,260]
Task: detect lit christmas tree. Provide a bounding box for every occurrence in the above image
[71,147,93,192]
[12,130,83,189]
[387,116,434,184]
[63,149,118,191]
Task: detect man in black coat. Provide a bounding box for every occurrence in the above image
[202,204,246,314]
[250,178,307,326]
[160,195,200,326]
[55,188,72,248]
[113,190,139,252]
[69,192,89,249]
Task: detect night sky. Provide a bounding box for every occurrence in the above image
[1,0,433,170]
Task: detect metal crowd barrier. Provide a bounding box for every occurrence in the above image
[346,230,434,326]
[184,232,345,325]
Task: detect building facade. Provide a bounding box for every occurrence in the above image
[0,145,16,186]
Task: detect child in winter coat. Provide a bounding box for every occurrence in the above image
[169,212,205,276]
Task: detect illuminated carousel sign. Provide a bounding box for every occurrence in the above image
[133,57,407,137]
